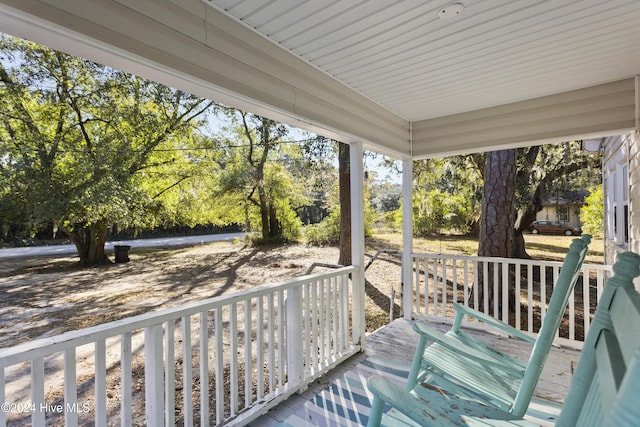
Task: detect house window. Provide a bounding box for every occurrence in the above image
[556,206,569,222]
[607,155,629,247]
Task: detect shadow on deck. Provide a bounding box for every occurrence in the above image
[249,318,579,426]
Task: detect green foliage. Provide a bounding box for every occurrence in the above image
[215,111,313,244]
[0,35,222,259]
[580,185,604,238]
[412,157,481,235]
[304,181,376,245]
[304,209,341,246]
[413,189,473,235]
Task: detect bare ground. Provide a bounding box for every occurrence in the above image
[0,235,595,425]
[0,240,403,349]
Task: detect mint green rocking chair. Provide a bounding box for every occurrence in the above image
[372,235,591,424]
[367,250,640,426]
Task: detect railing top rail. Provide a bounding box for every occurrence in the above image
[412,252,610,270]
[0,265,356,366]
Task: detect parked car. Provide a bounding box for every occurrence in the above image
[529,220,581,236]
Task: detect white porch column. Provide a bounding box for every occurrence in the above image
[402,158,414,319]
[350,140,366,348]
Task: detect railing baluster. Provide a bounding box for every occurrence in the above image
[324,278,331,358]
[311,281,318,370]
[541,265,547,320]
[31,357,45,426]
[215,307,224,424]
[230,304,238,415]
[442,259,447,316]
[121,332,132,427]
[341,273,349,349]
[433,259,439,316]
[286,287,303,387]
[268,294,275,394]
[452,260,458,306]
[336,277,340,356]
[553,266,560,339]
[493,261,499,318]
[199,312,209,426]
[0,366,6,427]
[502,262,509,323]
[583,267,590,337]
[278,290,285,389]
[528,263,533,333]
[463,259,469,307]
[244,299,253,408]
[165,320,176,427]
[144,325,163,426]
[482,261,489,314]
[515,264,521,330]
[257,296,264,399]
[569,286,576,341]
[64,347,78,427]
[182,316,193,427]
[304,283,311,370]
[319,279,326,362]
[95,339,107,427]
[471,260,477,310]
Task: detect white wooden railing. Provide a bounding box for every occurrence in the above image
[411,254,611,347]
[0,266,358,427]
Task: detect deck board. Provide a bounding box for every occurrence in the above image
[249,318,578,426]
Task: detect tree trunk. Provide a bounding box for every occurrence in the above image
[257,185,270,240]
[268,203,281,238]
[63,221,110,265]
[338,142,351,266]
[476,149,517,312]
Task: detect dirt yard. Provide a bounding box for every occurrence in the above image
[0,234,599,426]
[0,239,404,349]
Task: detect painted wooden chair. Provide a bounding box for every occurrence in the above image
[369,235,590,424]
[366,250,640,427]
[400,235,591,418]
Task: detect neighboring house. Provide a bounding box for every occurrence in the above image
[602,133,639,265]
[536,190,588,230]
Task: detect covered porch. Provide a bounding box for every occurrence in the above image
[0,253,607,426]
[0,0,639,425]
[250,317,578,427]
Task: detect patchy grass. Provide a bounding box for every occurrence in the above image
[371,231,604,264]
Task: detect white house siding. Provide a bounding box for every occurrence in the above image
[603,134,634,265]
[629,131,640,257]
[536,205,582,229]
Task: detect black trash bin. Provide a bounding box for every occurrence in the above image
[114,245,131,263]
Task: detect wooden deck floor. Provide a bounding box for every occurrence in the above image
[249,318,581,426]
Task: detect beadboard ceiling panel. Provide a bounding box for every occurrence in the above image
[205,0,640,122]
[0,0,638,157]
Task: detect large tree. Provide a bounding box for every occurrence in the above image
[476,149,517,310]
[512,142,601,258]
[0,35,217,264]
[216,111,309,243]
[338,142,351,266]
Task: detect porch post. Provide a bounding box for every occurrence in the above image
[350,140,366,348]
[402,158,414,319]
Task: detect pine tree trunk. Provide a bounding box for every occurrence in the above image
[476,149,517,313]
[338,142,351,266]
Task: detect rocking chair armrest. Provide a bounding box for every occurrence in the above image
[452,303,536,344]
[367,375,456,427]
[367,375,536,427]
[412,322,524,373]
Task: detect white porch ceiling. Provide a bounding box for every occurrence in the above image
[204,0,640,122]
[0,0,638,157]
